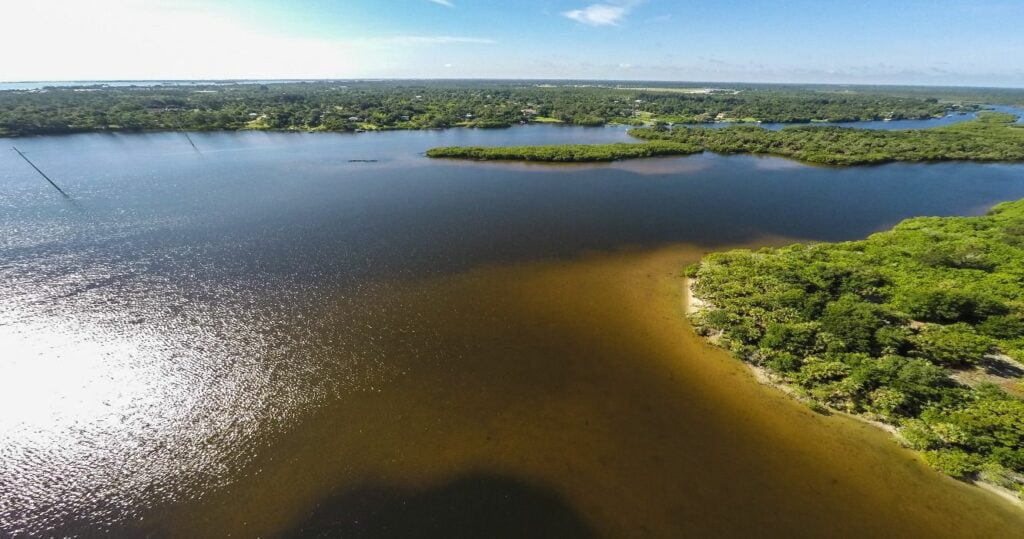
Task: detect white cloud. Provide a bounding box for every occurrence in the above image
[428,0,454,6]
[0,1,360,80]
[563,1,641,26]
[378,35,495,45]
[0,1,491,80]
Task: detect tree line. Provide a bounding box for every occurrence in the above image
[0,80,980,137]
[631,111,1024,165]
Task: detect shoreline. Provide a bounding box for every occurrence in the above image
[0,115,959,140]
[424,111,1024,166]
[682,276,1024,508]
[0,107,987,140]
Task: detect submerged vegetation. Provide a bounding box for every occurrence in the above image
[0,80,993,137]
[687,200,1024,495]
[429,112,1024,165]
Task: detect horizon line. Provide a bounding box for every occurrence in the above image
[3,77,1024,91]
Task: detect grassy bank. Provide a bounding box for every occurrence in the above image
[425,140,699,162]
[426,112,1024,165]
[685,199,1024,498]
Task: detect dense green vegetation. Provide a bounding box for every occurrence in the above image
[0,80,985,137]
[687,200,1024,494]
[429,112,1024,165]
[426,140,699,162]
[632,111,1024,164]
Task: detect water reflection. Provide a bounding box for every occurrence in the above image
[0,299,295,534]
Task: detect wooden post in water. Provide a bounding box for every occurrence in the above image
[183,132,200,152]
[11,147,69,197]
[175,117,200,152]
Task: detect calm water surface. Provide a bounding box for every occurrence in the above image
[675,105,1023,130]
[2,126,1024,537]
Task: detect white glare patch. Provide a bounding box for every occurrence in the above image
[0,319,163,440]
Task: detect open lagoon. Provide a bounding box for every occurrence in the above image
[3,125,1024,536]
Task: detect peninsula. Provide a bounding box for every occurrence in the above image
[427,111,1024,165]
[687,199,1024,500]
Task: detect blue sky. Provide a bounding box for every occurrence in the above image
[3,0,1023,86]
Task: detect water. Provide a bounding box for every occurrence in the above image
[672,105,1023,130]
[2,127,1024,537]
[990,105,1024,123]
[676,114,971,130]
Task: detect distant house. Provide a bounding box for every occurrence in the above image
[400,115,410,121]
[348,116,362,121]
[521,108,537,116]
[465,113,474,119]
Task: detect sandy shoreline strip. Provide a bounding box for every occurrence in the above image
[682,276,1023,507]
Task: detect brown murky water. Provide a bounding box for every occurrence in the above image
[174,245,1022,537]
[3,130,1024,537]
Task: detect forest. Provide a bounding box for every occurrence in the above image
[429,112,1024,165]
[426,140,700,162]
[632,111,1024,164]
[0,80,991,137]
[687,200,1024,496]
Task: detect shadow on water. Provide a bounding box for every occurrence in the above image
[278,473,596,539]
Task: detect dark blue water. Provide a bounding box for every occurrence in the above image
[676,113,974,131]
[5,127,1024,290]
[672,105,1023,131]
[5,127,1023,280]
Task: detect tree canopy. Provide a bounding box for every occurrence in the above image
[0,80,984,137]
[688,199,1024,494]
[630,111,1024,165]
[429,113,1024,165]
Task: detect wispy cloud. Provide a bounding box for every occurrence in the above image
[427,0,454,7]
[563,1,641,27]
